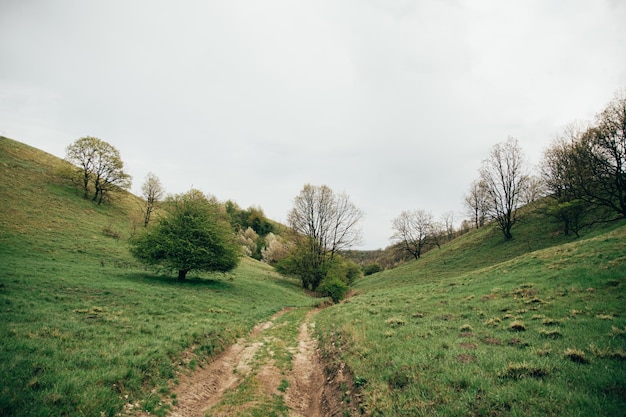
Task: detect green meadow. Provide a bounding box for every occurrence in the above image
[315,206,626,416]
[0,137,313,416]
[1,135,625,416]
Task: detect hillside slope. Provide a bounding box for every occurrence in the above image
[315,204,626,415]
[0,137,314,416]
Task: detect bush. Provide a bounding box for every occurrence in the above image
[363,263,382,276]
[318,278,348,303]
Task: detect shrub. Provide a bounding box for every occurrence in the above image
[318,278,348,303]
[363,263,382,276]
[102,224,121,239]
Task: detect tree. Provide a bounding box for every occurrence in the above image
[541,124,592,236]
[441,211,456,241]
[390,209,435,259]
[464,179,490,229]
[284,184,363,290]
[65,136,131,204]
[479,137,528,240]
[130,189,240,280]
[584,91,626,217]
[141,172,165,227]
[521,175,547,205]
[261,232,291,265]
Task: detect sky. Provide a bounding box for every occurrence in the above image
[1,0,625,249]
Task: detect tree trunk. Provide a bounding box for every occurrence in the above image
[178,269,188,280]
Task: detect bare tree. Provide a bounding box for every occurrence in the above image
[286,184,363,289]
[480,137,528,240]
[587,90,626,216]
[441,211,456,241]
[463,179,490,229]
[288,184,363,259]
[541,123,593,236]
[521,175,547,205]
[390,209,435,259]
[141,172,165,226]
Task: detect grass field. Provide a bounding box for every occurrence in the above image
[2,136,626,416]
[0,137,314,416]
[315,209,626,416]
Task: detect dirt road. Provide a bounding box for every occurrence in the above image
[131,307,354,416]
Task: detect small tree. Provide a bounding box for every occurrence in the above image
[141,172,165,227]
[390,209,435,259]
[130,189,240,280]
[464,179,490,229]
[479,137,528,240]
[65,136,131,204]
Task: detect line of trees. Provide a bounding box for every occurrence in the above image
[541,90,626,235]
[390,88,625,263]
[66,87,625,282]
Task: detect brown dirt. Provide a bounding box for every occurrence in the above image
[284,309,325,417]
[129,307,357,417]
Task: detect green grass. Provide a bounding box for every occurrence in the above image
[3,135,626,416]
[315,210,626,415]
[0,137,314,416]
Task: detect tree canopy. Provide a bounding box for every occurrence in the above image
[130,189,240,280]
[65,136,131,204]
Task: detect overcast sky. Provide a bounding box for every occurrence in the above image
[1,0,625,249]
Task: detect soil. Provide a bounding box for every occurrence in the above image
[129,307,359,417]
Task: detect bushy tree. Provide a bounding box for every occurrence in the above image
[65,136,131,204]
[261,232,291,265]
[130,189,240,280]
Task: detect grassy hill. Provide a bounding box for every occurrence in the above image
[1,136,625,416]
[0,136,314,416]
[315,202,626,415]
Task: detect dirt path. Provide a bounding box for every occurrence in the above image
[132,307,332,417]
[284,310,325,417]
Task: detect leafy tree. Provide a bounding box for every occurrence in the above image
[130,189,240,280]
[363,263,382,276]
[283,184,363,290]
[479,137,528,240]
[236,227,259,257]
[141,172,165,227]
[261,232,291,265]
[65,136,131,204]
[390,209,436,259]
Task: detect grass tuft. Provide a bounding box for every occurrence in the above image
[499,362,549,379]
[564,348,589,364]
[509,320,526,332]
[539,329,563,339]
[385,317,406,327]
